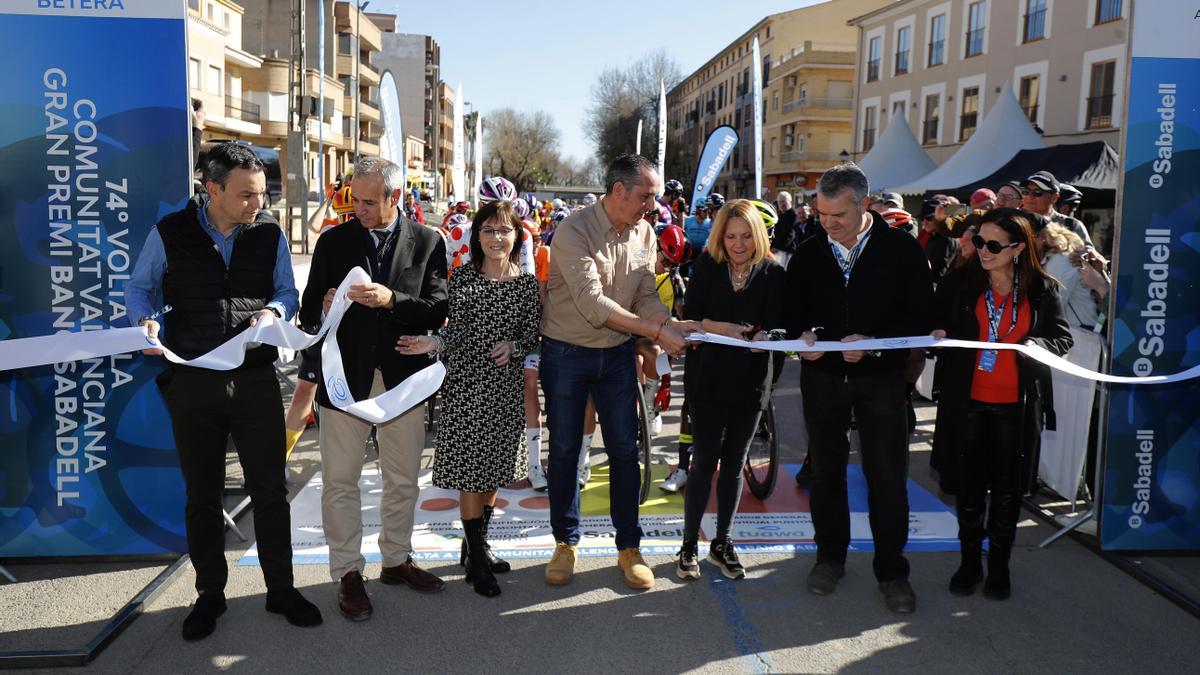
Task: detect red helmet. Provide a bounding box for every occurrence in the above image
[455,201,470,213]
[657,225,692,265]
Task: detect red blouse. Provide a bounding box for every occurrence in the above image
[969,291,1031,404]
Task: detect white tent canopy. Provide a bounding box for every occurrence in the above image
[857,110,936,193]
[889,80,1046,194]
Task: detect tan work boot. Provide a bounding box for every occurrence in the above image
[544,542,577,586]
[617,547,654,590]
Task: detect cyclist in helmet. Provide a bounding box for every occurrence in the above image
[478,176,518,204]
[582,193,597,206]
[445,212,473,271]
[632,226,693,439]
[684,194,721,255]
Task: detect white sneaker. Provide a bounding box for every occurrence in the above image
[577,461,592,487]
[660,467,688,493]
[649,411,663,436]
[528,462,548,491]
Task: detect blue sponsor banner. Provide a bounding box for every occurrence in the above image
[1102,5,1200,551]
[689,125,738,215]
[0,1,189,555]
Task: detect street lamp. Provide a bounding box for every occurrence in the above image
[353,0,370,159]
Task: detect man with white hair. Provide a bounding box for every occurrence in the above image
[771,190,800,268]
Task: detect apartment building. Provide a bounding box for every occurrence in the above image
[187,0,265,141]
[848,0,1127,163]
[375,33,443,190]
[666,0,887,200]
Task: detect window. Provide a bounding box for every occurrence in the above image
[337,33,357,56]
[895,26,911,75]
[1024,0,1046,42]
[1095,0,1121,24]
[863,106,878,151]
[772,94,779,111]
[959,86,979,140]
[206,3,213,21]
[1019,75,1040,123]
[923,94,940,144]
[867,37,881,82]
[188,58,200,90]
[928,14,945,66]
[965,1,986,57]
[1086,61,1116,129]
[223,11,231,31]
[719,83,725,109]
[206,64,221,95]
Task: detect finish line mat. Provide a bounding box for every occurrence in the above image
[239,463,959,566]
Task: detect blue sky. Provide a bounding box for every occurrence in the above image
[373,0,823,163]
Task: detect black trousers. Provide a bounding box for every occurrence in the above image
[683,400,761,543]
[159,365,293,594]
[801,365,911,581]
[959,401,1024,554]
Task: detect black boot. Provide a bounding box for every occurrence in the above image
[463,517,501,597]
[459,505,511,573]
[984,545,1012,600]
[949,543,984,596]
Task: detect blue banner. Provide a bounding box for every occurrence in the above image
[0,1,190,555]
[1102,5,1200,551]
[689,125,738,216]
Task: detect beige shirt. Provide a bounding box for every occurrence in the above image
[541,199,667,348]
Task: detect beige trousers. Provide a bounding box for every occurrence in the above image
[319,369,426,581]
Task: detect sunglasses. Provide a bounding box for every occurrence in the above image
[1022,188,1051,198]
[972,234,1020,255]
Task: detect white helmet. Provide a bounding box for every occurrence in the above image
[478,176,518,204]
[552,198,566,210]
[582,193,597,206]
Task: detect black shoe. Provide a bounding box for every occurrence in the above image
[879,579,917,614]
[676,541,701,580]
[706,537,746,580]
[457,505,511,574]
[949,563,984,596]
[806,562,845,595]
[984,548,1012,600]
[463,517,501,597]
[265,587,323,627]
[795,456,814,485]
[181,592,226,642]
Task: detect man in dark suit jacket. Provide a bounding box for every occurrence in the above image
[299,156,448,622]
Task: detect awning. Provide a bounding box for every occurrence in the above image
[890,81,1047,194]
[923,141,1120,206]
[857,109,936,193]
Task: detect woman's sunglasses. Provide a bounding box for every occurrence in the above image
[972,234,1020,255]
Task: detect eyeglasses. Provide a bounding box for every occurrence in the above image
[972,234,1020,254]
[480,227,515,238]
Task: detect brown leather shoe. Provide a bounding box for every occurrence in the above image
[337,571,372,621]
[379,557,445,593]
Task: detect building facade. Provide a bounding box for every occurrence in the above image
[666,0,888,201]
[375,32,442,191]
[848,0,1127,163]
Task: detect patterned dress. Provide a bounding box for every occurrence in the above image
[433,264,542,492]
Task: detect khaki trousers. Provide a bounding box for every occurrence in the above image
[319,369,426,581]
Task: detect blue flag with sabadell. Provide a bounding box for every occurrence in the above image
[0,0,190,556]
[689,125,738,216]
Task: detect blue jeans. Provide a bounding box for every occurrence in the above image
[540,336,643,549]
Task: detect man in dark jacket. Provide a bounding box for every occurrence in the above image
[127,142,321,641]
[770,190,799,268]
[785,163,934,614]
[298,156,448,621]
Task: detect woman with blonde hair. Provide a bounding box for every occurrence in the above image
[676,199,787,581]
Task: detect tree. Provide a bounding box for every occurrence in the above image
[483,109,562,193]
[583,49,683,170]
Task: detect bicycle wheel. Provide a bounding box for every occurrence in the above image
[744,399,779,500]
[636,382,654,505]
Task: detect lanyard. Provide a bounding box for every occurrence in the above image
[830,231,871,286]
[984,273,1020,343]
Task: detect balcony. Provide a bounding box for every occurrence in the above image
[780,149,840,164]
[1086,94,1114,129]
[359,63,380,86]
[965,28,985,57]
[225,94,261,124]
[866,59,880,82]
[781,97,854,114]
[358,100,380,122]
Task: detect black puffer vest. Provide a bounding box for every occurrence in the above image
[158,198,280,370]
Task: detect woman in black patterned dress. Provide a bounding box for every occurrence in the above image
[396,199,541,597]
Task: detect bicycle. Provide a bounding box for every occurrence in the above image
[636,381,654,504]
[742,332,787,500]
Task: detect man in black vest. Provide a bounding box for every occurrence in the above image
[126,142,321,641]
[298,156,448,622]
[785,163,934,614]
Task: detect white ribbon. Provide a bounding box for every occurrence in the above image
[1,267,443,423]
[686,333,1200,385]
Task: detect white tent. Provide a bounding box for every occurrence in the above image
[857,110,936,193]
[889,80,1046,194]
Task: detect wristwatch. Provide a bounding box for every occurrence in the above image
[266,306,283,319]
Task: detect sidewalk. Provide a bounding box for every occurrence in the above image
[1,359,1196,673]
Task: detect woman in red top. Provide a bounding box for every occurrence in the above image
[929,208,1072,600]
